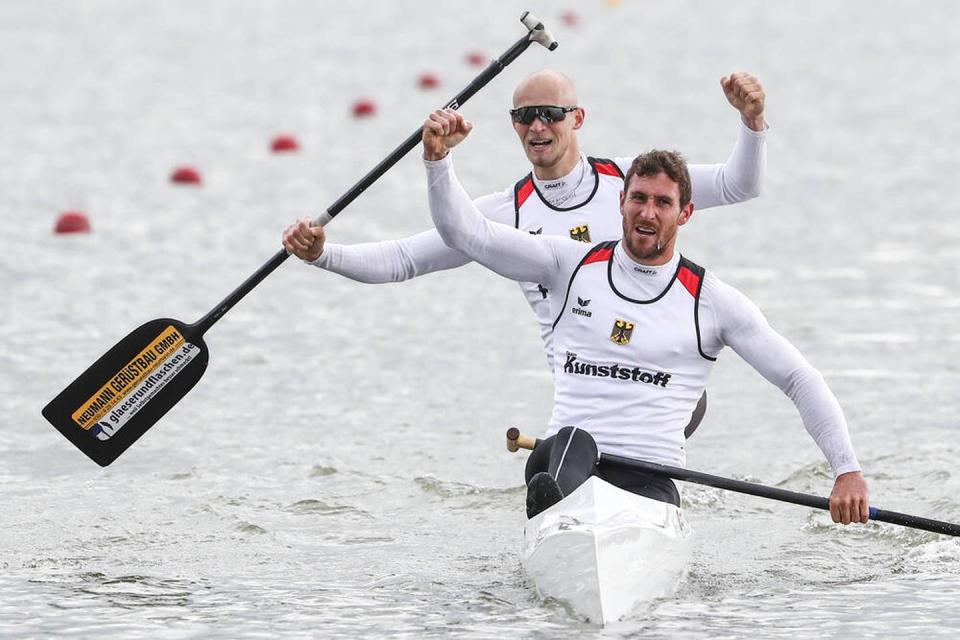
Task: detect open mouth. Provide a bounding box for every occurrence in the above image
[528,138,553,151]
[633,225,656,237]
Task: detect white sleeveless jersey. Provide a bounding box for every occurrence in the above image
[548,241,717,466]
[512,158,626,364]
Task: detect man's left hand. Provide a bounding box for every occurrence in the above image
[721,72,766,131]
[829,471,870,525]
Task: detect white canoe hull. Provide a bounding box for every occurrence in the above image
[522,476,690,625]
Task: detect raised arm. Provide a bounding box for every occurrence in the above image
[313,229,470,284]
[282,190,521,284]
[423,109,580,288]
[617,72,768,210]
[703,275,870,525]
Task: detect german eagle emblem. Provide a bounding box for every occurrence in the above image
[610,319,635,345]
[569,224,591,242]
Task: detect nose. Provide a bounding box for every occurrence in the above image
[528,117,548,133]
[635,201,656,220]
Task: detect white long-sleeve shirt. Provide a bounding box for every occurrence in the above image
[312,121,767,367]
[425,153,860,478]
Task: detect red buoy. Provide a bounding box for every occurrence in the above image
[271,135,300,152]
[352,99,377,118]
[418,72,440,90]
[170,166,202,185]
[54,210,91,234]
[561,11,579,27]
[465,51,486,67]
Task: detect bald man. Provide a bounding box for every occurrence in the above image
[283,71,767,406]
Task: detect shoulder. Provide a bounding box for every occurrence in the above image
[699,270,768,336]
[700,270,750,308]
[606,156,637,178]
[473,185,516,225]
[588,156,624,178]
[547,236,607,276]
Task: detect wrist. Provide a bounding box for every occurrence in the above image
[834,469,864,482]
[307,244,331,266]
[742,115,766,132]
[423,149,449,162]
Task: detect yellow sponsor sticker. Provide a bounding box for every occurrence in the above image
[71,325,185,429]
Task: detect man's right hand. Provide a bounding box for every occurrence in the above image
[282,217,326,262]
[422,108,473,161]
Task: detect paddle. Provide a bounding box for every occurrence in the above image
[506,428,960,537]
[40,12,559,468]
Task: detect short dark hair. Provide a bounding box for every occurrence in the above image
[623,150,691,208]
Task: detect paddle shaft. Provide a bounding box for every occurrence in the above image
[191,16,554,337]
[321,29,544,225]
[505,429,960,537]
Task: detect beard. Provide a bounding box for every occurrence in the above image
[622,224,677,263]
[625,235,664,261]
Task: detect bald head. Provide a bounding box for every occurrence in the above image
[509,70,585,180]
[512,70,578,108]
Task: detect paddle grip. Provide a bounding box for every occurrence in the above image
[506,428,539,452]
[520,11,559,51]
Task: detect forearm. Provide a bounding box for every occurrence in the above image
[425,155,559,284]
[311,230,470,283]
[772,358,861,477]
[688,120,768,209]
[718,287,861,477]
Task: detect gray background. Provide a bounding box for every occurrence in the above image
[2,1,959,637]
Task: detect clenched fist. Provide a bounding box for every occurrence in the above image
[721,72,766,131]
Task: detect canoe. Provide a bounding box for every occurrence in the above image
[522,475,691,625]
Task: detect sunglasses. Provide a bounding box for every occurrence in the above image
[509,105,578,125]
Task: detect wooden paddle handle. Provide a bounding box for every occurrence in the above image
[506,427,538,452]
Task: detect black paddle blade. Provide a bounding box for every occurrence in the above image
[42,318,209,467]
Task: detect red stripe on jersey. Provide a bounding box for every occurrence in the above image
[583,246,614,266]
[677,266,700,297]
[594,161,620,177]
[516,177,534,209]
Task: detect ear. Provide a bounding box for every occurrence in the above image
[572,107,585,130]
[677,202,695,226]
[619,190,625,211]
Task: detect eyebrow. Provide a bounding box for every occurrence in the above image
[628,190,675,203]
